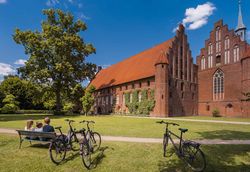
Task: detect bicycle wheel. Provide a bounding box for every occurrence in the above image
[163,134,168,157]
[182,143,206,172]
[90,132,101,152]
[80,140,92,169]
[49,139,66,165]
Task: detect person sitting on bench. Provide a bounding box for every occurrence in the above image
[34,122,43,132]
[24,120,34,131]
[43,117,55,132]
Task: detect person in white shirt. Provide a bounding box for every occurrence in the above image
[34,122,43,132]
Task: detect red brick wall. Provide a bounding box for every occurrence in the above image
[197,20,249,117]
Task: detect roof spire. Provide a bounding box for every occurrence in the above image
[235,0,247,41]
[236,0,246,29]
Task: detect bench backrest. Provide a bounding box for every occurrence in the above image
[16,130,56,139]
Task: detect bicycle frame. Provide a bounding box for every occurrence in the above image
[164,123,185,156]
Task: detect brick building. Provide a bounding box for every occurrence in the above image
[196,2,250,117]
[89,2,250,118]
[89,24,198,117]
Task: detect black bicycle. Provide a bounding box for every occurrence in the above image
[78,120,101,169]
[79,120,101,152]
[157,120,206,172]
[49,119,79,164]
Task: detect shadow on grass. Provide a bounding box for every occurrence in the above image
[197,130,250,140]
[158,145,250,172]
[89,146,110,169]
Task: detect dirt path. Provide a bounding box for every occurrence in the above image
[1,128,250,145]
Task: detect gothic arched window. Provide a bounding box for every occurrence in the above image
[213,69,224,100]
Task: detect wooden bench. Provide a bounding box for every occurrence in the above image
[16,130,57,149]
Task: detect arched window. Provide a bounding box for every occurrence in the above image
[233,45,240,62]
[213,69,224,100]
[224,36,230,64]
[216,27,221,53]
[201,56,206,70]
[208,43,213,68]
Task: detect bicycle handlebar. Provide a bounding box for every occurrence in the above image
[79,120,95,124]
[156,120,179,126]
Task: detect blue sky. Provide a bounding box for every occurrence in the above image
[0,0,249,80]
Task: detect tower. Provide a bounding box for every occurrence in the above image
[154,51,169,117]
[235,0,247,41]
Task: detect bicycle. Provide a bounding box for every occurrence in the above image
[79,120,101,152]
[156,120,206,172]
[78,127,92,169]
[49,119,79,164]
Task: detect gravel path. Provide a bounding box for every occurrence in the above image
[1,128,250,145]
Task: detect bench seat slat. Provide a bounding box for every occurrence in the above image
[16,130,56,139]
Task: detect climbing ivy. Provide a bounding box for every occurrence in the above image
[124,89,155,115]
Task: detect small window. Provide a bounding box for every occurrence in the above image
[162,94,164,99]
[147,81,150,86]
[132,83,135,89]
[162,65,164,68]
[181,82,184,91]
[206,105,210,111]
[139,82,142,88]
[119,86,122,91]
[125,85,128,90]
[216,55,221,66]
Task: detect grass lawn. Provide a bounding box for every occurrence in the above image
[0,134,249,172]
[0,114,250,140]
[172,115,250,122]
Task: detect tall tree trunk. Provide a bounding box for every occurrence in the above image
[55,86,62,113]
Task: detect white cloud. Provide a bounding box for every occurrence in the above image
[0,63,15,76]
[174,2,216,31]
[0,0,7,4]
[77,12,91,20]
[14,59,27,65]
[46,0,59,7]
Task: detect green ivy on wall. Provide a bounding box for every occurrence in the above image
[124,89,155,115]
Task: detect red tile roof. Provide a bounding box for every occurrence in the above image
[90,38,174,90]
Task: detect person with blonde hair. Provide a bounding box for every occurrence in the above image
[24,120,34,131]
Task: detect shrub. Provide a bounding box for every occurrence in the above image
[212,109,221,117]
[1,103,19,114]
[63,102,74,113]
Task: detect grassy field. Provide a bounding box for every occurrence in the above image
[0,114,250,140]
[0,134,249,172]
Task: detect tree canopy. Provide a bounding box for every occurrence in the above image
[13,9,97,113]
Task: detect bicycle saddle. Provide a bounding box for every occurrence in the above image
[179,128,188,133]
[55,126,62,129]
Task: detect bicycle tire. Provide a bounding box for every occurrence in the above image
[80,140,92,169]
[90,132,101,152]
[49,138,66,165]
[163,134,168,157]
[182,143,206,172]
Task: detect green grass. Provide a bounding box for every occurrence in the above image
[0,114,250,140]
[0,134,249,172]
[172,115,250,122]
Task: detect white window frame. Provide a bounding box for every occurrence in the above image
[213,70,224,101]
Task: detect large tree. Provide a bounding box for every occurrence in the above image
[13,9,96,113]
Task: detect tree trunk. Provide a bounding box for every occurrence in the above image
[55,86,62,113]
